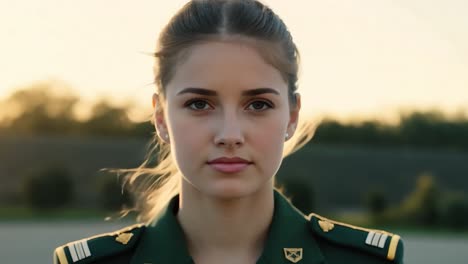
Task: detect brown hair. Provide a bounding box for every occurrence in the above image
[121,0,316,223]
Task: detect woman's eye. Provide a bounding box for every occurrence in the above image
[247,101,272,111]
[187,100,211,110]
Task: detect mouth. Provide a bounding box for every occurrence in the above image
[207,162,251,173]
[206,157,253,173]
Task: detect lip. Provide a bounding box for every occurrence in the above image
[207,157,252,164]
[207,157,252,173]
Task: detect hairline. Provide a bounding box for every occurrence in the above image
[157,34,294,103]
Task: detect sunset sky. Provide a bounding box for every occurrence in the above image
[1,0,467,121]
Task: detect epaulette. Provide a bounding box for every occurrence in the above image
[54,223,145,264]
[308,213,404,263]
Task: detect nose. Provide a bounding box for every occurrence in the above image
[213,111,244,149]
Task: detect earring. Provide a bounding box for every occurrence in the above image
[160,133,168,141]
[285,133,289,139]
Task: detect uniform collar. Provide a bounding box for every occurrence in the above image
[130,195,193,264]
[130,190,325,264]
[256,191,325,264]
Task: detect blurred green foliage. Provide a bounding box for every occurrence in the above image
[95,171,133,211]
[278,178,315,214]
[0,80,153,138]
[2,81,79,135]
[376,174,468,230]
[314,112,468,150]
[22,166,75,210]
[439,192,468,230]
[396,173,439,226]
[365,190,388,220]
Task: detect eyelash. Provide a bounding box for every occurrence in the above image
[184,99,274,112]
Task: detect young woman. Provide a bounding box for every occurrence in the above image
[54,1,404,263]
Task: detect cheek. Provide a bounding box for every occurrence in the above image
[167,112,210,164]
[249,115,288,160]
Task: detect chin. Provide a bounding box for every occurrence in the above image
[206,180,260,200]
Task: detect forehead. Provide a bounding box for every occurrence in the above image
[165,40,287,96]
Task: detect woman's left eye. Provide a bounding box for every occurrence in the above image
[246,101,273,111]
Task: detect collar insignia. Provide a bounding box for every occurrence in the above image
[115,232,133,245]
[284,248,303,263]
[318,220,335,232]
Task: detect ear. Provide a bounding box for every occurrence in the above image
[152,93,169,143]
[287,93,301,138]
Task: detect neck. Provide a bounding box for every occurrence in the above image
[177,182,274,263]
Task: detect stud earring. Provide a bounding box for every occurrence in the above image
[160,133,168,141]
[285,133,289,139]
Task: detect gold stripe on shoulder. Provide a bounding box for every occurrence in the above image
[308,213,393,235]
[82,223,145,241]
[55,246,69,264]
[387,235,400,260]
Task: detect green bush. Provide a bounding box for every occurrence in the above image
[397,173,440,226]
[22,166,74,209]
[365,190,388,221]
[440,193,468,230]
[96,172,132,211]
[279,178,315,214]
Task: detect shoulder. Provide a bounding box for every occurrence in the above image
[53,223,146,264]
[308,213,404,264]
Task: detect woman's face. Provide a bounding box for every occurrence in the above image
[155,41,300,199]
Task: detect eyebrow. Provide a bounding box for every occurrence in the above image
[176,87,280,96]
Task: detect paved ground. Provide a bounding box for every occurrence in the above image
[0,221,467,263]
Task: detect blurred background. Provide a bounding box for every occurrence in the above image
[0,0,467,263]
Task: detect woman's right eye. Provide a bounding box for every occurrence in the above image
[186,99,212,111]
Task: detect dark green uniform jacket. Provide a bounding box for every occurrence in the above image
[54,191,404,264]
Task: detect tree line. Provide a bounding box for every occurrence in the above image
[0,81,153,138]
[1,81,468,150]
[314,112,468,150]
